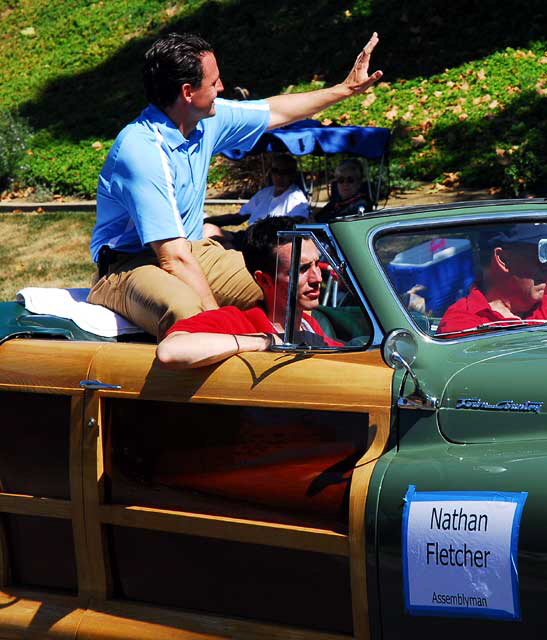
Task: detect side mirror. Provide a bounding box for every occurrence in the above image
[382,329,437,411]
[382,329,417,370]
[538,239,547,264]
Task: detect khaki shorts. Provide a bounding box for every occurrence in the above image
[87,239,262,339]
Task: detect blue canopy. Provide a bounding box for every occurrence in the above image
[222,119,390,161]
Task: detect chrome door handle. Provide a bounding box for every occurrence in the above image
[79,379,122,391]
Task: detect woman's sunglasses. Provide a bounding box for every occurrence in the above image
[271,167,293,176]
[336,176,356,184]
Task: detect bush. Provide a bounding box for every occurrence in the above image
[25,131,110,198]
[0,111,32,191]
[499,142,543,197]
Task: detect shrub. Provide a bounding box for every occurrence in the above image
[499,142,543,197]
[0,111,32,191]
[25,131,110,198]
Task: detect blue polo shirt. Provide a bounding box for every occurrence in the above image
[90,99,270,262]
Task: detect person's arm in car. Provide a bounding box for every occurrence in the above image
[156,330,279,369]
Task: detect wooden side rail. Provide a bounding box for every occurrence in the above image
[0,494,71,518]
[0,588,353,640]
[348,408,391,640]
[100,504,349,556]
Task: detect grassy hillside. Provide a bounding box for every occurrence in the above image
[1,0,546,197]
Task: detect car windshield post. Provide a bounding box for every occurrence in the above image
[272,227,376,351]
[283,234,302,346]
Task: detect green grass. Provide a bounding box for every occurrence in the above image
[1,0,546,197]
[320,43,547,193]
[0,211,96,300]
[0,203,243,301]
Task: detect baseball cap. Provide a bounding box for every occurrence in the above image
[483,222,547,264]
[486,223,547,247]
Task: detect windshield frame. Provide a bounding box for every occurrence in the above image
[269,223,383,352]
[371,209,547,343]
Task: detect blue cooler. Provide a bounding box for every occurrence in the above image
[387,238,475,315]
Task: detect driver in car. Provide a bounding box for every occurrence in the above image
[156,217,342,369]
[437,224,547,335]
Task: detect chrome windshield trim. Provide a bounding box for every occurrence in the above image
[283,235,302,345]
[368,210,547,343]
[336,198,547,223]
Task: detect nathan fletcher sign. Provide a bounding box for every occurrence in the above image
[402,486,527,620]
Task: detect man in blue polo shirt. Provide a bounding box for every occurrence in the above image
[88,31,382,339]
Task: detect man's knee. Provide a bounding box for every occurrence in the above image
[124,265,204,337]
[157,299,205,340]
[194,242,262,308]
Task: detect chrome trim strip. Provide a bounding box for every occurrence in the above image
[80,379,122,391]
[283,235,302,346]
[336,198,547,223]
[398,395,438,411]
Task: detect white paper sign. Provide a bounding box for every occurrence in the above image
[402,486,527,620]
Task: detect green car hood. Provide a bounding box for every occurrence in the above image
[438,335,547,444]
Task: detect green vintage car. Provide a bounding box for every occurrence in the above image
[0,198,546,639]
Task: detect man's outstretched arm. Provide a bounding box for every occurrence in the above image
[156,330,277,369]
[266,32,382,129]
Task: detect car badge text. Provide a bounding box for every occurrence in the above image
[456,397,543,414]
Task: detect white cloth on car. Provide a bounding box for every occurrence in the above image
[16,287,141,338]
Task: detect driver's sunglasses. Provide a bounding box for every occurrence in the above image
[271,167,293,176]
[336,175,356,184]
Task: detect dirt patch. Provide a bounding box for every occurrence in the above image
[383,182,501,208]
[0,182,527,215]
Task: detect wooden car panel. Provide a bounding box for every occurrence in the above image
[0,339,104,393]
[85,342,391,410]
[0,339,393,640]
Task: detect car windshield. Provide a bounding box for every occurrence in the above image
[270,230,374,350]
[374,218,547,338]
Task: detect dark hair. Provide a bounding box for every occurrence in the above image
[270,153,298,173]
[143,32,213,108]
[335,158,363,179]
[241,216,308,277]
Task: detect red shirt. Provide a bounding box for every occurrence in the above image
[166,306,343,347]
[437,285,547,335]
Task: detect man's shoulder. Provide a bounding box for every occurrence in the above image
[445,294,472,313]
[213,98,269,115]
[436,287,487,334]
[103,107,178,177]
[252,186,275,199]
[116,105,177,143]
[109,114,157,156]
[206,98,270,135]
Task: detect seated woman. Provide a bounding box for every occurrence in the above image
[203,154,310,245]
[314,159,373,224]
[241,153,310,224]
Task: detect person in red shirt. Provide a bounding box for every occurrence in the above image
[437,224,547,335]
[156,217,342,368]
